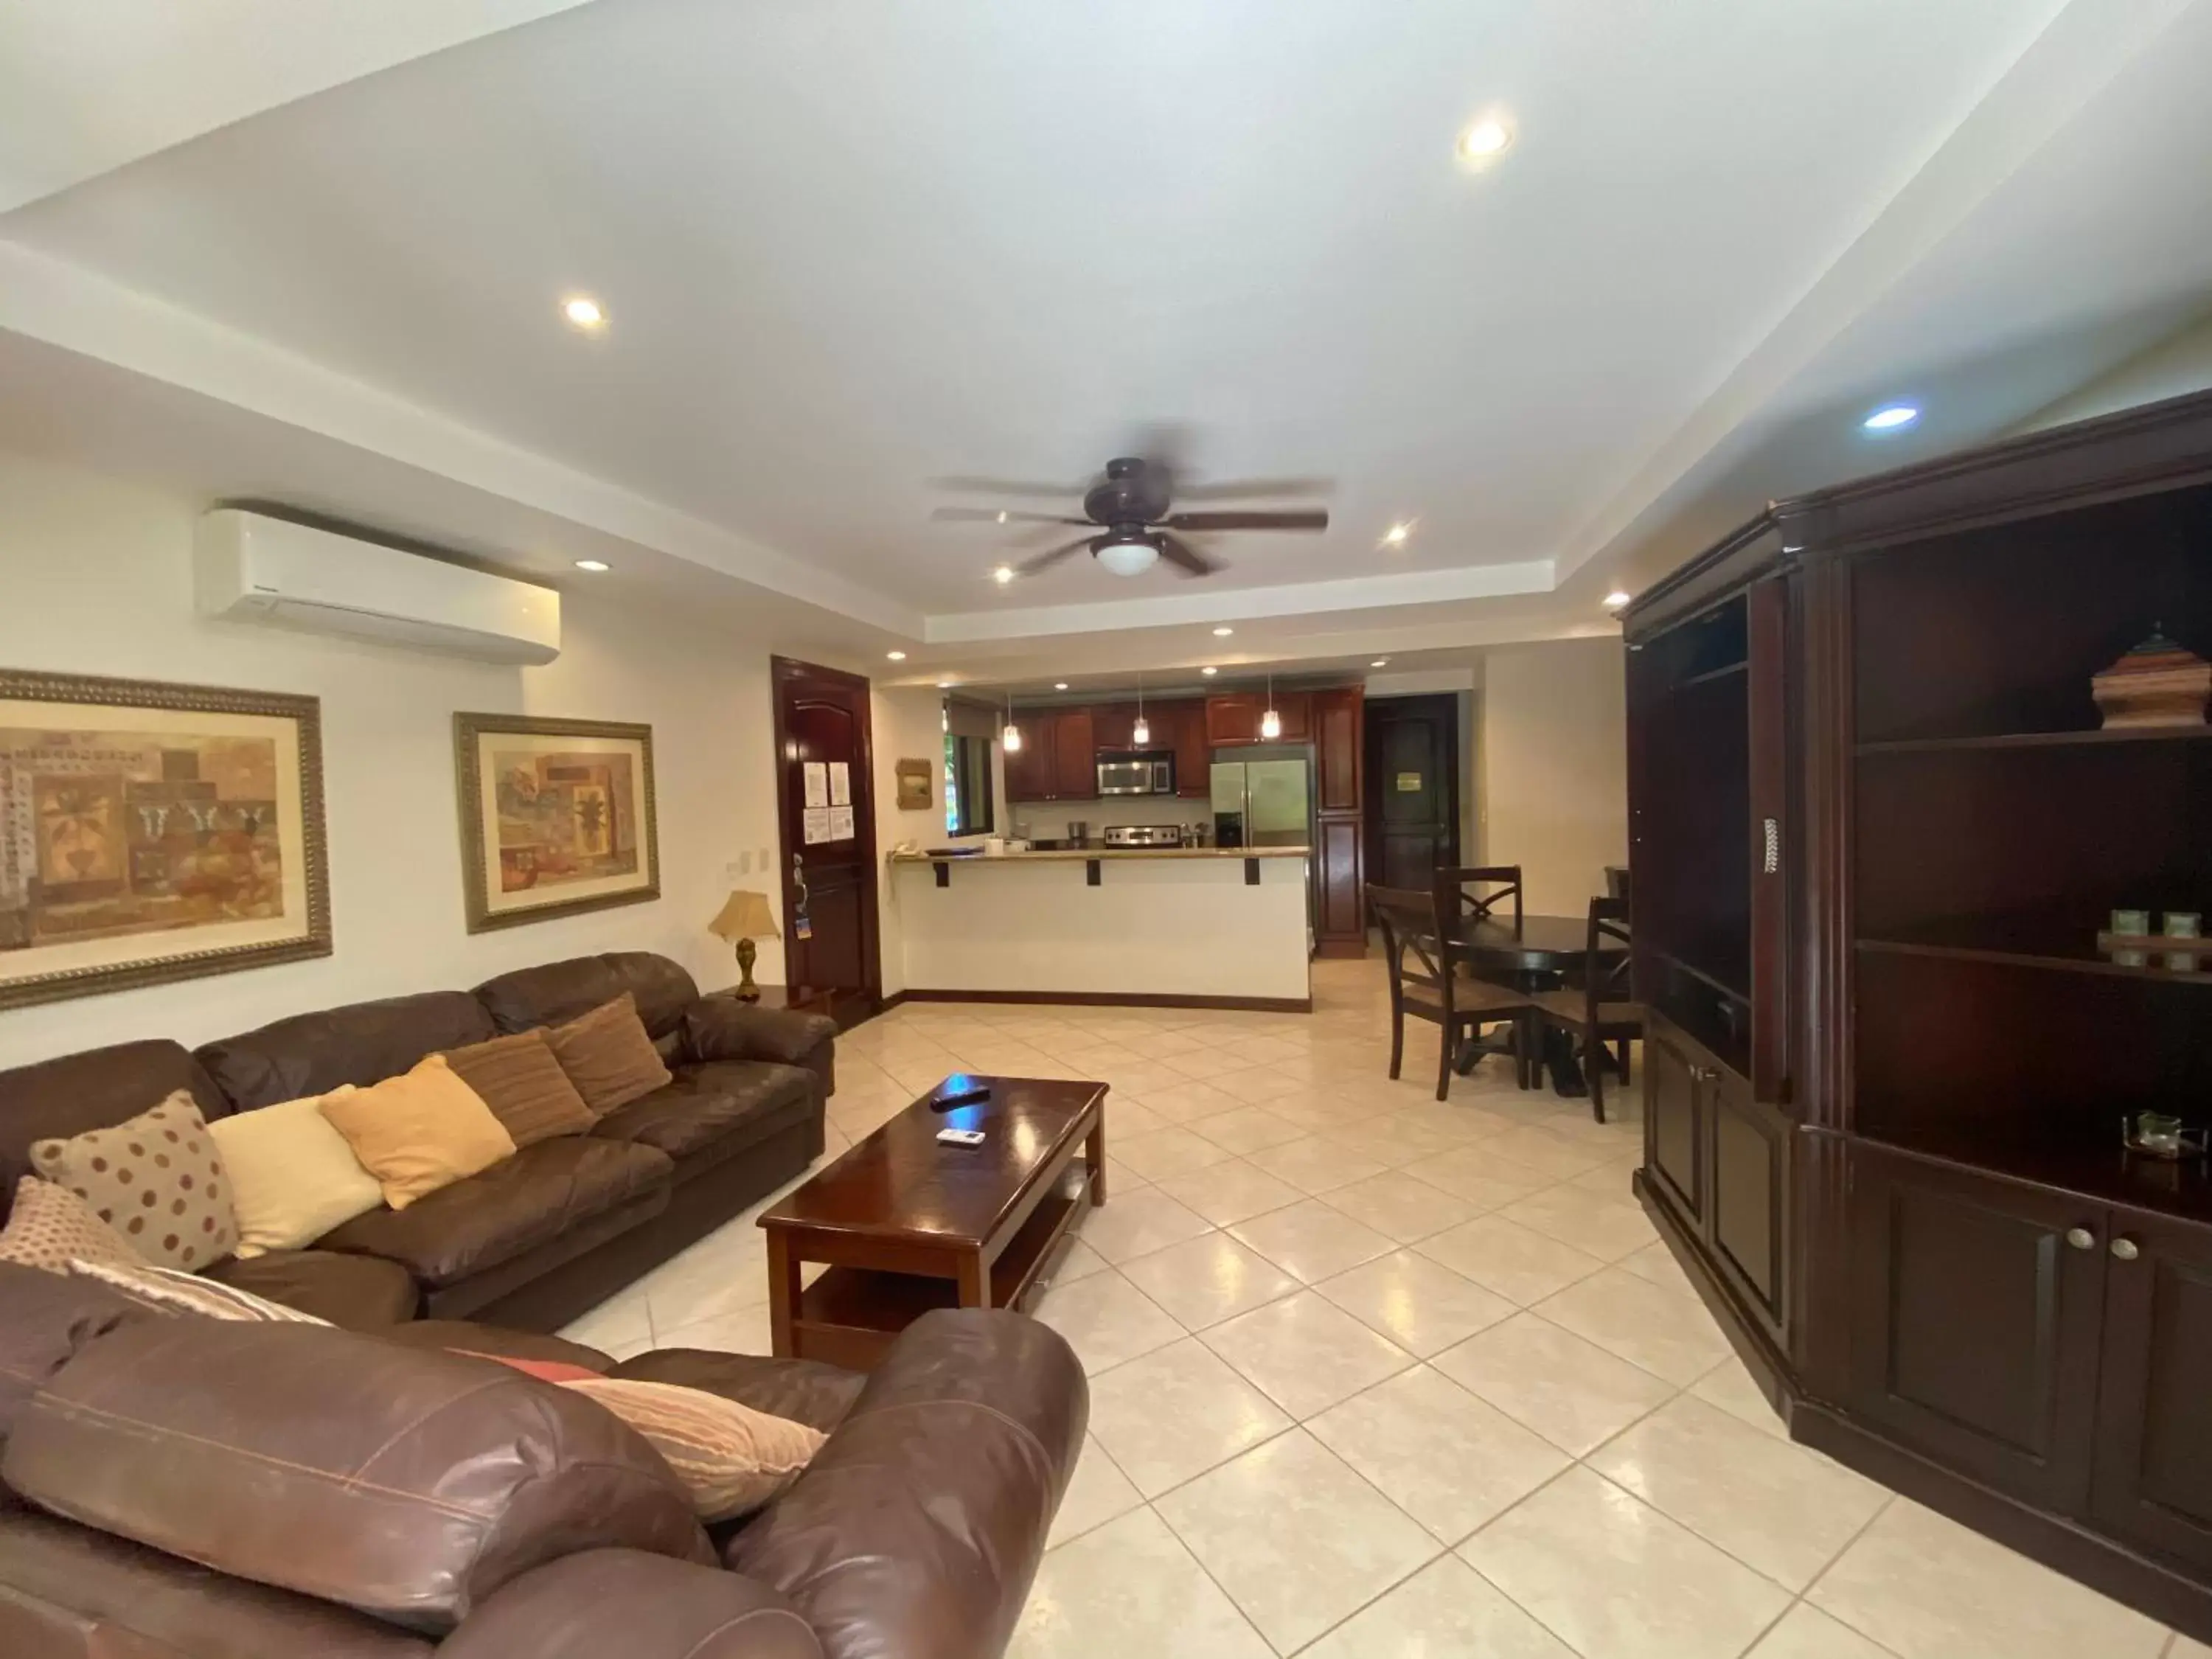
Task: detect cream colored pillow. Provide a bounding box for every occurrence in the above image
[208,1088,385,1257]
[318,1055,517,1211]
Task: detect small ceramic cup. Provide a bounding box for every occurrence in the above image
[2112,908,2152,936]
[2160,911,2202,939]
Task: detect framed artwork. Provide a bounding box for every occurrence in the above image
[455,713,658,932]
[0,668,331,1011]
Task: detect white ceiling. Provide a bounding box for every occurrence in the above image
[3,0,2211,686]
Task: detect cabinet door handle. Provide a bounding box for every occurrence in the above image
[2110,1237,2140,1262]
[2065,1226,2096,1252]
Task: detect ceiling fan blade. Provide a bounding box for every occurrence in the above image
[930,475,1091,500]
[1174,476,1335,501]
[1158,533,1218,577]
[1164,509,1329,533]
[1016,537,1093,577]
[930,507,1091,526]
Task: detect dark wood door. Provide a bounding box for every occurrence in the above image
[1644,1018,1706,1234]
[1004,713,1054,801]
[773,656,880,1013]
[1165,700,1211,796]
[1315,815,1363,945]
[1363,694,1458,891]
[2091,1210,2212,1573]
[1051,709,1096,799]
[1847,1144,2105,1512]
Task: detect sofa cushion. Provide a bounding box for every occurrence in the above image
[0,1040,232,1224]
[1,1318,710,1632]
[319,1056,518,1211]
[28,1091,238,1271]
[684,1000,839,1069]
[196,991,498,1111]
[209,1089,386,1257]
[588,1061,813,1165]
[0,1261,151,1442]
[206,1249,420,1330]
[316,1138,672,1288]
[611,1349,866,1436]
[443,1030,597,1148]
[547,995,672,1118]
[476,953,701,1043]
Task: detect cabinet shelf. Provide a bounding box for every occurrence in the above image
[1858,1124,2212,1229]
[1857,928,2212,986]
[1857,726,2212,757]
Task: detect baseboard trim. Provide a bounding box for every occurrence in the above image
[888,987,1313,1015]
[1312,939,1368,959]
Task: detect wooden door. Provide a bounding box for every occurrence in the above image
[773,656,880,1014]
[1846,1144,2104,1512]
[1005,713,1055,801]
[1644,1018,1706,1234]
[1164,700,1211,796]
[1363,694,1458,890]
[1051,709,1096,799]
[2090,1210,2212,1573]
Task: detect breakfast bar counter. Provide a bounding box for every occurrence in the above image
[885,846,1312,1009]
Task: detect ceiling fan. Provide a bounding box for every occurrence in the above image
[930,453,1329,578]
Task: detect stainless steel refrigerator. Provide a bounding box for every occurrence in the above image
[1211,748,1318,944]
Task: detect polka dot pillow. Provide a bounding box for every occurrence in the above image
[29,1091,238,1272]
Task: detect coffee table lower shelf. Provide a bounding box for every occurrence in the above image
[786,1167,1092,1371]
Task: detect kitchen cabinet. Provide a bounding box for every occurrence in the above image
[1003,714,1054,803]
[1051,709,1096,800]
[1206,691,1310,746]
[1312,686,1363,812]
[2091,1211,2212,1575]
[1091,703,1137,751]
[1644,1020,1706,1234]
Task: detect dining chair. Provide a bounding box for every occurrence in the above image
[1604,865,1632,905]
[1530,895,1642,1121]
[1436,866,1524,939]
[1367,883,1533,1100]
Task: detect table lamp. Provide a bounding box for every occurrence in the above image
[708,888,780,1002]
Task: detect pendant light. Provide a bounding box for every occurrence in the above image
[1260,670,1282,740]
[1131,672,1150,748]
[1002,689,1022,752]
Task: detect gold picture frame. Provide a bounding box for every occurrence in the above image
[455,712,658,933]
[0,668,331,1010]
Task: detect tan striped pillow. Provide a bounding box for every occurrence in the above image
[68,1256,330,1325]
[546,995,672,1118]
[558,1376,824,1520]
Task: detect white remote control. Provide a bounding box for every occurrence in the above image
[936,1127,987,1147]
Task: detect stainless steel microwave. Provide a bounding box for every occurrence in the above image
[1096,752,1175,796]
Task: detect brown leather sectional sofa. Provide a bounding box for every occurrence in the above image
[0,950,838,1332]
[0,1262,1088,1658]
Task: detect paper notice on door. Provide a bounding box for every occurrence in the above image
[827,804,855,842]
[802,806,834,844]
[827,761,851,806]
[802,762,830,808]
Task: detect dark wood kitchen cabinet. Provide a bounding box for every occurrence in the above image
[1206,691,1310,745]
[1627,387,2212,1640]
[1312,686,1363,812]
[1091,703,1136,751]
[1050,709,1096,800]
[1003,713,1054,803]
[1311,684,1366,956]
[1164,700,1211,796]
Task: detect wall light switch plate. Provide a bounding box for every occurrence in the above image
[726,859,747,883]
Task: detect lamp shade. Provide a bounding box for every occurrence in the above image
[707,888,780,941]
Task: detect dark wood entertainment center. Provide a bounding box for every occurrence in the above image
[1625,389,2212,1638]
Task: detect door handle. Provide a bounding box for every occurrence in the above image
[1761,818,1780,875]
[2065,1226,2096,1252]
[2110,1237,2141,1262]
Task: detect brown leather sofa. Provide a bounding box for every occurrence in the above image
[0,1262,1086,1659]
[0,952,836,1332]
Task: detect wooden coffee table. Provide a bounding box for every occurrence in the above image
[757,1075,1107,1369]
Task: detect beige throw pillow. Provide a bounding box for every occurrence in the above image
[443,1030,597,1147]
[0,1177,143,1274]
[28,1091,237,1271]
[559,1376,825,1521]
[207,1089,386,1257]
[318,1055,517,1211]
[546,994,672,1117]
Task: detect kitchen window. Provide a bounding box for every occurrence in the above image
[945,733,994,837]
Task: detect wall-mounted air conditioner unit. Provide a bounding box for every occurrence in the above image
[194,509,561,666]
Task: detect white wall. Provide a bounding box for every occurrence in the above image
[0,449,786,1070]
[2021,311,2212,431]
[1477,638,1628,917]
[869,684,1005,998]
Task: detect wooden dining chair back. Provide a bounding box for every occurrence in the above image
[1368,883,1532,1100]
[1436,866,1524,939]
[1530,894,1644,1121]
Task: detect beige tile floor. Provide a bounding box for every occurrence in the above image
[563,959,2199,1659]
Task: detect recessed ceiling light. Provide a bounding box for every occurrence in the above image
[993,565,1015,585]
[1054,681,1069,690]
[1212,626,1234,637]
[1863,403,1920,433]
[936,679,954,689]
[995,511,1009,524]
[1381,521,1413,548]
[1201,666,1219,676]
[1371,659,1390,668]
[886,650,907,661]
[573,558,611,573]
[561,295,606,330]
[1457,116,1514,165]
[1603,590,1632,609]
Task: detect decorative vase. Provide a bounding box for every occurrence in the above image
[2091,629,2211,730]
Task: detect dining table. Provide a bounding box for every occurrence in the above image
[1447,912,1629,1097]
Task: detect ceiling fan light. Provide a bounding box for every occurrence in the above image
[1094,538,1160,577]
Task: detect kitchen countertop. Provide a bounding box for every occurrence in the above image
[888,846,1308,863]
